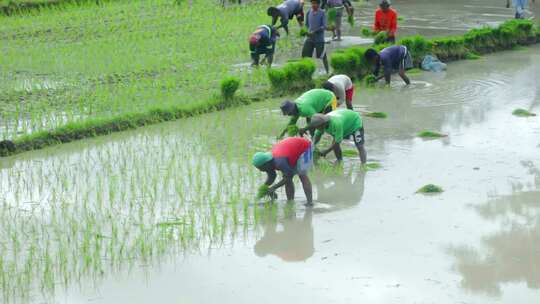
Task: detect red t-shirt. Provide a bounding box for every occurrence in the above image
[272,137,311,167]
[374,8,397,37]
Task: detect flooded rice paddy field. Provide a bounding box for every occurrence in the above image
[1,0,539,139]
[1,42,539,303]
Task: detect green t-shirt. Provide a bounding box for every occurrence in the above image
[315,109,362,143]
[295,89,335,118]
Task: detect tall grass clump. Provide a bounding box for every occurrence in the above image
[220,76,241,101]
[267,58,316,92]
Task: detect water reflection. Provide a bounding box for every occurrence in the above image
[314,165,366,212]
[254,207,314,262]
[450,161,540,296]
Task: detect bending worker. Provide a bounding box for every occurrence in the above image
[268,0,305,35]
[252,137,314,206]
[279,88,337,138]
[322,74,354,110]
[299,109,366,164]
[364,45,412,85]
[249,25,279,67]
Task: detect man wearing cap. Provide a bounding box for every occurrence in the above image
[279,88,338,138]
[268,0,305,35]
[373,0,398,43]
[252,137,314,206]
[302,0,329,74]
[299,109,366,164]
[249,25,279,67]
[364,45,411,85]
[322,74,354,110]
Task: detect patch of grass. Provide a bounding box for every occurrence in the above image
[417,130,447,138]
[416,184,444,194]
[365,112,387,118]
[512,108,537,117]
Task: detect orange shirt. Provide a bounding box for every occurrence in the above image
[373,8,397,37]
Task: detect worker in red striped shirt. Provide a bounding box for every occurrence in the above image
[373,0,398,43]
[252,137,314,206]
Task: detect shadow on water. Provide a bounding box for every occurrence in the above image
[449,161,540,297]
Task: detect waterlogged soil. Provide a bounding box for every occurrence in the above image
[1,43,539,303]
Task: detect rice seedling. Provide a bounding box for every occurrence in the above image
[347,14,354,27]
[512,108,536,117]
[374,32,388,45]
[361,27,374,37]
[342,149,358,157]
[417,130,447,138]
[299,27,308,37]
[221,76,241,101]
[361,162,381,171]
[287,125,299,137]
[365,112,387,118]
[416,184,444,194]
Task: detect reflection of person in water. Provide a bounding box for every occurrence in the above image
[254,208,314,262]
[315,166,365,211]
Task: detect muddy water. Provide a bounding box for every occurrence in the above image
[1,44,538,303]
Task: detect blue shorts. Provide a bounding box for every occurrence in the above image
[296,144,313,175]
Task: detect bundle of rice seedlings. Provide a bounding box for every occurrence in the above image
[512,108,536,117]
[365,112,387,118]
[299,27,308,37]
[364,74,377,85]
[362,162,381,171]
[417,130,447,138]
[287,125,299,136]
[416,184,444,194]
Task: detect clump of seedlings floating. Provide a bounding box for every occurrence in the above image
[417,130,447,138]
[362,162,381,171]
[365,111,387,118]
[512,108,536,117]
[416,184,444,194]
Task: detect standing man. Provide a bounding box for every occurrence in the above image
[279,88,337,138]
[268,0,305,35]
[252,137,314,206]
[364,45,412,85]
[249,25,279,67]
[322,74,354,110]
[373,0,398,43]
[302,0,329,74]
[299,109,367,164]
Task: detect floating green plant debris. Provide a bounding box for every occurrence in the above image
[465,52,481,60]
[287,125,299,136]
[512,108,536,117]
[417,130,447,138]
[362,162,381,171]
[365,112,387,118]
[342,149,358,157]
[299,27,308,37]
[417,184,444,194]
[397,16,404,21]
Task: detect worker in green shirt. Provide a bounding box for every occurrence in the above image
[299,109,366,164]
[279,88,337,138]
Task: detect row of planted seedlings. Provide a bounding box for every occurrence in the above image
[0,103,290,303]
